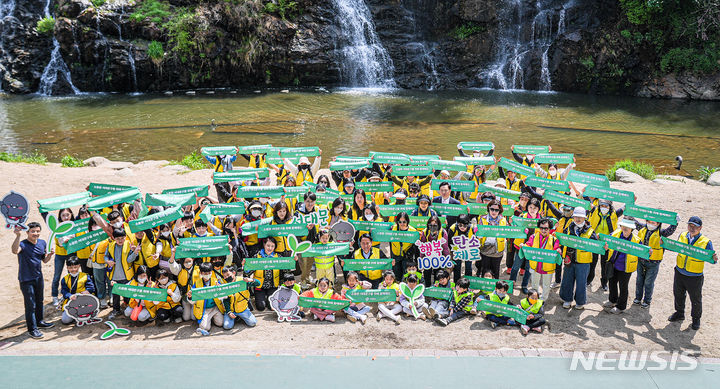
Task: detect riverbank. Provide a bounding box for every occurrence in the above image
[1,161,719,356]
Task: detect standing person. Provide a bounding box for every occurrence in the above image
[390,212,417,281]
[346,233,390,289]
[520,218,561,300]
[418,215,450,287]
[447,214,475,281]
[51,208,75,307]
[632,217,677,308]
[668,217,718,330]
[477,200,508,279]
[106,229,141,320]
[432,181,461,226]
[11,223,56,338]
[603,219,641,314]
[587,199,624,291]
[559,207,598,310]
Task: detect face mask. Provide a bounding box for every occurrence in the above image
[259,198,268,204]
[334,206,343,214]
[574,221,584,228]
[365,214,375,221]
[184,262,193,269]
[429,225,439,232]
[91,226,100,231]
[548,169,557,177]
[159,278,168,286]
[162,231,170,238]
[647,223,658,231]
[563,210,573,217]
[251,210,261,218]
[69,271,79,278]
[113,221,123,228]
[201,274,211,281]
[224,276,234,283]
[496,292,506,299]
[600,207,609,215]
[137,277,147,284]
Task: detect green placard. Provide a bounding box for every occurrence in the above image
[409,155,440,162]
[178,236,229,246]
[567,170,610,187]
[474,225,526,239]
[207,202,246,216]
[201,146,238,156]
[89,183,136,196]
[377,204,418,217]
[521,246,562,264]
[427,160,467,172]
[175,244,230,258]
[355,181,394,192]
[64,229,109,253]
[466,276,513,292]
[191,281,247,302]
[458,141,494,151]
[371,229,421,243]
[497,157,536,177]
[624,204,677,225]
[477,184,521,201]
[534,153,574,165]
[511,217,541,230]
[599,233,651,259]
[392,165,433,177]
[302,243,351,257]
[235,185,285,199]
[111,283,166,301]
[257,223,308,238]
[346,289,397,303]
[87,188,141,211]
[468,203,515,217]
[542,190,591,210]
[213,169,269,183]
[370,152,410,165]
[348,220,394,232]
[431,179,476,192]
[283,186,312,196]
[476,299,529,324]
[329,161,371,171]
[37,191,91,213]
[129,206,183,233]
[454,156,495,166]
[556,232,606,255]
[424,287,453,300]
[162,185,210,197]
[513,145,550,154]
[431,203,468,216]
[298,296,350,310]
[240,217,273,232]
[237,144,273,154]
[524,175,570,192]
[409,216,447,229]
[343,257,394,271]
[278,147,320,158]
[145,193,196,208]
[583,185,634,204]
[243,257,296,271]
[335,156,370,163]
[266,155,299,165]
[661,238,716,263]
[57,217,90,238]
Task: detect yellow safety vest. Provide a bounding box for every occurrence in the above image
[60,272,89,309]
[528,232,558,273]
[606,229,639,273]
[107,241,135,280]
[520,298,544,314]
[676,232,711,274]
[637,227,664,261]
[353,247,383,280]
[478,216,507,253]
[561,226,596,264]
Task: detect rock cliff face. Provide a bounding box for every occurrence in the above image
[0,0,718,99]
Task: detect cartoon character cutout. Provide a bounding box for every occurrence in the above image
[269,286,301,322]
[63,294,102,326]
[330,220,355,243]
[1,191,29,230]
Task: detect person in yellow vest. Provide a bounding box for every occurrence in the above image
[88,219,112,309]
[73,207,93,276]
[135,229,159,278]
[519,218,561,300]
[239,201,265,257]
[173,213,196,239]
[447,214,475,282]
[205,154,237,172]
[390,212,417,280]
[328,198,347,227]
[300,277,343,322]
[587,199,624,291]
[314,229,338,285]
[550,205,576,289]
[106,228,141,320]
[668,216,718,330]
[399,274,427,320]
[153,269,183,324]
[60,258,96,324]
[154,223,176,273]
[188,262,225,336]
[602,219,642,314]
[295,192,321,285]
[436,277,473,326]
[283,151,322,186]
[221,265,258,329]
[346,234,391,289]
[271,201,294,257]
[632,217,677,308]
[251,238,283,311]
[389,170,432,197]
[559,207,598,310]
[498,167,524,192]
[478,200,508,279]
[341,271,372,324]
[51,208,75,307]
[169,255,198,322]
[518,289,546,335]
[240,152,266,169]
[481,280,517,328]
[123,265,157,322]
[376,270,402,324]
[510,198,542,293]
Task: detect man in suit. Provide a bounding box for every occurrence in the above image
[432,181,462,226]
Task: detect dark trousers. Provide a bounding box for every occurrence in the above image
[453,261,474,283]
[20,278,44,332]
[526,316,546,329]
[422,269,433,287]
[555,264,562,284]
[480,254,502,280]
[111,280,129,312]
[445,310,468,323]
[588,253,610,287]
[673,268,704,319]
[506,245,516,269]
[608,270,632,310]
[391,254,404,284]
[156,306,184,321]
[254,287,277,311]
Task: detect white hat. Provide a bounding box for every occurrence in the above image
[572,207,586,218]
[392,192,407,200]
[495,178,506,188]
[618,219,636,229]
[298,157,311,165]
[440,169,450,177]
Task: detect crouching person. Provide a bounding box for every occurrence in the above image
[436,277,473,326]
[481,280,517,328]
[60,258,96,324]
[519,289,546,335]
[188,262,225,336]
[124,266,156,322]
[153,269,183,325]
[222,265,257,329]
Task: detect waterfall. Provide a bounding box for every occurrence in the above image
[330,0,395,88]
[37,0,81,95]
[115,7,138,92]
[0,0,17,92]
[401,0,445,90]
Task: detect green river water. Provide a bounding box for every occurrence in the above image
[1,88,719,174]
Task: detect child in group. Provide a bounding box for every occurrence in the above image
[519,289,546,335]
[124,265,157,323]
[269,272,304,322]
[152,269,183,325]
[314,229,337,285]
[377,270,402,324]
[436,277,473,326]
[402,262,424,285]
[221,265,258,329]
[300,277,343,322]
[251,238,282,311]
[60,258,96,324]
[482,280,517,328]
[188,262,225,336]
[422,269,454,320]
[169,256,197,322]
[399,274,427,320]
[341,271,372,324]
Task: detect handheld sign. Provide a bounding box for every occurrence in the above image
[583,184,634,204]
[201,146,238,156]
[556,232,606,255]
[623,204,677,225]
[298,297,349,310]
[599,233,651,259]
[513,145,549,154]
[567,170,610,187]
[458,141,494,151]
[661,238,716,263]
[191,281,247,302]
[534,153,574,165]
[37,192,92,213]
[243,257,296,271]
[476,299,529,324]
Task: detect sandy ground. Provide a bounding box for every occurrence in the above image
[0,161,719,356]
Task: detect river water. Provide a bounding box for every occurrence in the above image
[1,88,719,175]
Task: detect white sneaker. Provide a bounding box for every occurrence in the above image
[609,307,623,314]
[52,297,60,307]
[575,304,585,310]
[562,302,571,309]
[550,282,560,289]
[326,314,335,322]
[603,301,616,308]
[520,324,530,335]
[359,314,367,324]
[174,317,182,323]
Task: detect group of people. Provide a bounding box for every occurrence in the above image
[12,143,717,339]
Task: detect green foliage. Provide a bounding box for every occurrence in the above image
[130,0,171,24]
[147,40,164,61]
[620,29,632,39]
[163,9,200,64]
[605,159,657,181]
[263,0,299,20]
[696,166,719,182]
[660,45,720,74]
[91,0,106,7]
[169,151,207,170]
[619,0,664,25]
[451,23,485,40]
[60,155,84,167]
[0,152,48,165]
[36,17,55,35]
[579,56,595,69]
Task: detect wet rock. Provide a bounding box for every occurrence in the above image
[707,172,720,186]
[83,156,110,167]
[615,168,645,183]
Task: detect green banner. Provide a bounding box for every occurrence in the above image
[370,152,410,165]
[409,155,440,162]
[329,160,371,171]
[213,169,270,183]
[521,246,562,264]
[311,192,343,205]
[431,179,476,192]
[583,184,634,204]
[392,165,433,177]
[175,244,230,258]
[556,232,606,255]
[355,181,394,192]
[240,217,273,233]
[478,184,521,201]
[409,216,447,229]
[257,223,308,238]
[243,257,296,271]
[534,153,574,165]
[661,238,716,263]
[511,217,541,230]
[87,188,141,211]
[372,229,420,243]
[599,233,651,259]
[377,204,418,217]
[567,170,610,187]
[624,204,677,225]
[524,175,570,192]
[458,141,494,151]
[57,217,90,238]
[466,276,513,292]
[343,257,394,271]
[454,156,495,166]
[542,190,591,210]
[349,220,394,232]
[201,146,238,156]
[427,160,466,172]
[162,185,210,197]
[64,229,109,253]
[474,225,526,239]
[335,156,371,163]
[468,203,515,217]
[476,299,528,324]
[497,157,536,177]
[513,145,550,154]
[235,185,285,199]
[424,286,453,300]
[302,243,351,257]
[283,186,313,196]
[37,191,91,213]
[129,206,183,233]
[431,203,468,216]
[298,296,350,310]
[346,289,397,303]
[112,283,166,301]
[178,236,230,246]
[207,202,246,216]
[237,144,273,154]
[88,183,136,196]
[144,193,195,208]
[191,281,247,302]
[266,155,300,165]
[278,147,320,158]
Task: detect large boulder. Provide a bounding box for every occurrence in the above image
[615,168,645,183]
[83,156,110,167]
[707,171,720,186]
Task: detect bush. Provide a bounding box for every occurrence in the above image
[61,155,84,167]
[91,0,106,7]
[697,166,719,182]
[147,40,164,61]
[130,0,171,24]
[660,46,720,74]
[450,23,484,40]
[264,0,299,20]
[605,159,656,181]
[0,152,48,165]
[619,0,664,25]
[36,17,55,35]
[169,151,207,170]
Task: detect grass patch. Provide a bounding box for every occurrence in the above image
[61,155,84,167]
[605,159,657,181]
[168,151,207,170]
[263,0,299,20]
[0,152,48,165]
[697,166,719,182]
[450,23,485,40]
[130,0,171,24]
[36,17,55,35]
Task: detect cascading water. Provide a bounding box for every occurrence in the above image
[401,0,445,90]
[37,0,80,95]
[330,0,395,88]
[0,0,17,92]
[115,6,138,92]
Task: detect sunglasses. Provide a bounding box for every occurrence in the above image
[397,220,408,225]
[539,226,550,230]
[489,208,500,212]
